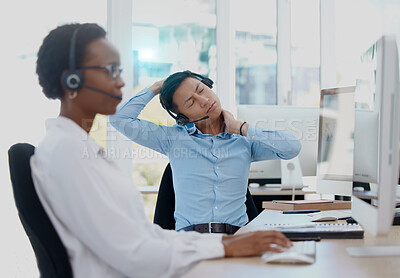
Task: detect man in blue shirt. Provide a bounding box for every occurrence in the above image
[110,71,301,233]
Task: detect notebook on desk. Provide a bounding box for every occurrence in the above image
[263,223,364,239]
[263,200,351,211]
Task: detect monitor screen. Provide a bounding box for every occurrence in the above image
[318,86,356,181]
[316,87,356,196]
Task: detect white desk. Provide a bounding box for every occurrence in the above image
[137,185,159,194]
[138,186,317,196]
[249,176,319,197]
[183,210,400,278]
[249,186,316,196]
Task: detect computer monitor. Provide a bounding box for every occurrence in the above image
[353,110,379,184]
[237,105,319,182]
[316,86,356,196]
[317,86,381,197]
[350,35,400,237]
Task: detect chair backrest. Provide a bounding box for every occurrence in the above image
[8,143,73,278]
[153,163,259,230]
[153,163,176,230]
[245,188,259,222]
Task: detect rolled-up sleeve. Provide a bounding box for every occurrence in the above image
[109,88,174,156]
[247,125,302,162]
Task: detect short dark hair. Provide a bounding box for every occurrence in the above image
[159,71,195,113]
[36,23,106,99]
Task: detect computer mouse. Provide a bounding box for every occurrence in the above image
[262,252,315,264]
[310,216,337,222]
[353,186,365,192]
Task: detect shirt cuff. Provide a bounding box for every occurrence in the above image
[245,124,256,139]
[195,233,225,258]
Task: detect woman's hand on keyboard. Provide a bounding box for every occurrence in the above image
[222,231,293,257]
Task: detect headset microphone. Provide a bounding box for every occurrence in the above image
[188,116,209,124]
[166,109,209,126]
[82,84,123,101]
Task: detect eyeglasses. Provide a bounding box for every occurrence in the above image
[79,64,123,80]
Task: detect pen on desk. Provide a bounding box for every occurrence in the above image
[290,237,321,242]
[282,210,320,214]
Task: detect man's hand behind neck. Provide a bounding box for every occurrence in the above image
[222,110,248,136]
[196,114,225,135]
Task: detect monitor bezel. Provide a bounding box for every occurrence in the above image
[316,86,356,196]
[351,35,400,236]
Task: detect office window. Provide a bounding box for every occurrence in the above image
[233,0,321,107]
[131,0,217,219]
[291,0,320,106]
[233,0,277,105]
[334,0,384,87]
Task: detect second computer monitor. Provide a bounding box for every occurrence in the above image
[237,105,319,181]
[317,86,356,196]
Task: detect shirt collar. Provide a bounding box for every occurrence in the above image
[46,116,102,155]
[183,122,230,138]
[184,123,197,135]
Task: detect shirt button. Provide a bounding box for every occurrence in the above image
[215,185,218,189]
[215,206,218,209]
[252,136,255,139]
[216,166,219,170]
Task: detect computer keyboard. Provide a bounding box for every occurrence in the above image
[261,240,316,264]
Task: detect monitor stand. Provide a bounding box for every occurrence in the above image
[346,246,400,257]
[281,157,304,200]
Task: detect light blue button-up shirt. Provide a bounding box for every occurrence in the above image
[110,89,301,230]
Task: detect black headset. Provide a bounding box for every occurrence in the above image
[166,71,214,126]
[61,28,84,91]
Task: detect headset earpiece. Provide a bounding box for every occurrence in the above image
[61,27,84,91]
[166,108,190,126]
[61,70,83,90]
[175,113,190,126]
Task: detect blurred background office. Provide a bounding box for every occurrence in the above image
[1,0,400,276]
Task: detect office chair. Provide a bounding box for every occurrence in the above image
[8,143,73,278]
[153,163,259,230]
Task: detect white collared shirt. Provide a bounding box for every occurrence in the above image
[30,116,224,278]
